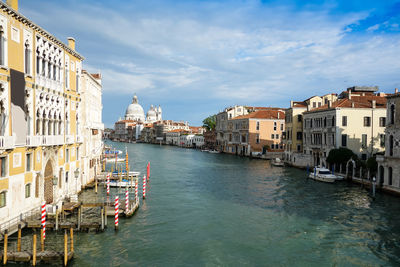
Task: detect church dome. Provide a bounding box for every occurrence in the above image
[125,94,145,122]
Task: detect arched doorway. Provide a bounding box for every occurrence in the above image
[346,159,355,180]
[44,160,54,204]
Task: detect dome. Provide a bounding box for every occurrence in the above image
[125,94,145,122]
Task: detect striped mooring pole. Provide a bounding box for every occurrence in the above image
[107,174,110,195]
[41,202,46,240]
[143,175,146,199]
[115,196,119,230]
[135,178,138,201]
[125,189,129,212]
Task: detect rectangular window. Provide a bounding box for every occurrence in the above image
[362,134,367,148]
[364,117,371,127]
[0,32,4,66]
[280,123,283,130]
[297,115,302,122]
[342,116,347,126]
[313,102,316,108]
[297,132,302,140]
[273,121,277,131]
[0,191,5,207]
[276,134,279,139]
[380,134,385,147]
[271,134,274,139]
[76,147,79,159]
[25,47,31,75]
[26,153,31,172]
[318,102,321,107]
[65,171,69,183]
[66,148,69,163]
[341,134,347,147]
[379,117,386,127]
[256,121,260,130]
[25,183,31,198]
[297,144,301,151]
[0,157,6,177]
[256,134,260,144]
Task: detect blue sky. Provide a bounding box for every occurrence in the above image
[19,0,400,127]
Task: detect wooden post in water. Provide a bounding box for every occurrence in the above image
[101,207,104,230]
[114,196,119,231]
[56,207,59,231]
[95,177,98,194]
[40,228,44,252]
[64,230,68,266]
[32,232,37,266]
[104,205,107,226]
[70,228,74,253]
[17,224,22,252]
[3,229,8,265]
[78,206,81,231]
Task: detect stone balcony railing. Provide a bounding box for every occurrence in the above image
[0,135,15,149]
[26,135,42,147]
[65,135,74,144]
[42,135,64,146]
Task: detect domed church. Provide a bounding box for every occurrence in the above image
[125,94,162,123]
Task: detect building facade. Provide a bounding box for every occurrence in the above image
[225,109,285,156]
[80,71,103,187]
[0,0,87,224]
[303,87,387,167]
[377,90,400,191]
[284,94,337,167]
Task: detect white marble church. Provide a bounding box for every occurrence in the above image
[125,94,162,123]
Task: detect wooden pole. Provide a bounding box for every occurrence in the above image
[56,208,59,231]
[78,207,81,231]
[64,230,68,266]
[17,224,22,252]
[3,229,8,265]
[40,228,44,252]
[70,228,74,253]
[32,232,37,266]
[95,177,98,194]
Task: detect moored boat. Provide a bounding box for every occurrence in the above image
[309,167,340,183]
[271,158,284,167]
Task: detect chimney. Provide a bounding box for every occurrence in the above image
[372,100,376,109]
[67,37,76,50]
[278,112,280,119]
[348,91,352,100]
[6,0,18,11]
[396,88,399,94]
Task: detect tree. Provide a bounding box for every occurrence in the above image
[326,147,357,164]
[366,156,378,175]
[203,115,216,131]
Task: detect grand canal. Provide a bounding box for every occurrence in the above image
[73,142,400,266]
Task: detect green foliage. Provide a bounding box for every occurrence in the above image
[366,156,378,173]
[203,115,216,131]
[326,148,357,164]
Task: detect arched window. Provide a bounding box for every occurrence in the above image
[24,41,31,74]
[389,167,393,186]
[36,48,40,75]
[42,53,46,76]
[0,26,4,66]
[53,59,56,80]
[390,104,395,125]
[389,135,394,156]
[379,165,384,185]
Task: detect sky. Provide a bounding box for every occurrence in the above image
[19,0,400,127]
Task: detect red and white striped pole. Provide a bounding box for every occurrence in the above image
[115,196,119,230]
[143,175,146,199]
[41,202,46,240]
[135,178,138,202]
[106,174,110,195]
[125,189,129,212]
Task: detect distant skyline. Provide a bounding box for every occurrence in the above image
[20,0,400,127]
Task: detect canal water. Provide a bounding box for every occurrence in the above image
[73,141,400,266]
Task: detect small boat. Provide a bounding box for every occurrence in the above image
[309,167,339,183]
[105,158,125,163]
[208,150,220,154]
[201,149,209,152]
[271,158,284,167]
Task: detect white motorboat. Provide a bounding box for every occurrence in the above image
[271,158,284,167]
[201,149,210,152]
[309,167,339,183]
[105,158,125,163]
[208,150,220,154]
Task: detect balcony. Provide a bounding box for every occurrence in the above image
[42,135,64,146]
[26,136,42,147]
[76,135,83,143]
[0,136,15,149]
[65,135,74,144]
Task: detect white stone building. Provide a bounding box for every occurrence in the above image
[377,90,400,191]
[80,71,104,187]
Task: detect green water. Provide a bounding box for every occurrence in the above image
[72,142,400,266]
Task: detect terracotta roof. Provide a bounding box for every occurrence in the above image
[233,110,285,120]
[306,95,387,113]
[91,73,101,79]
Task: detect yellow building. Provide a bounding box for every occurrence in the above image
[0,0,85,225]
